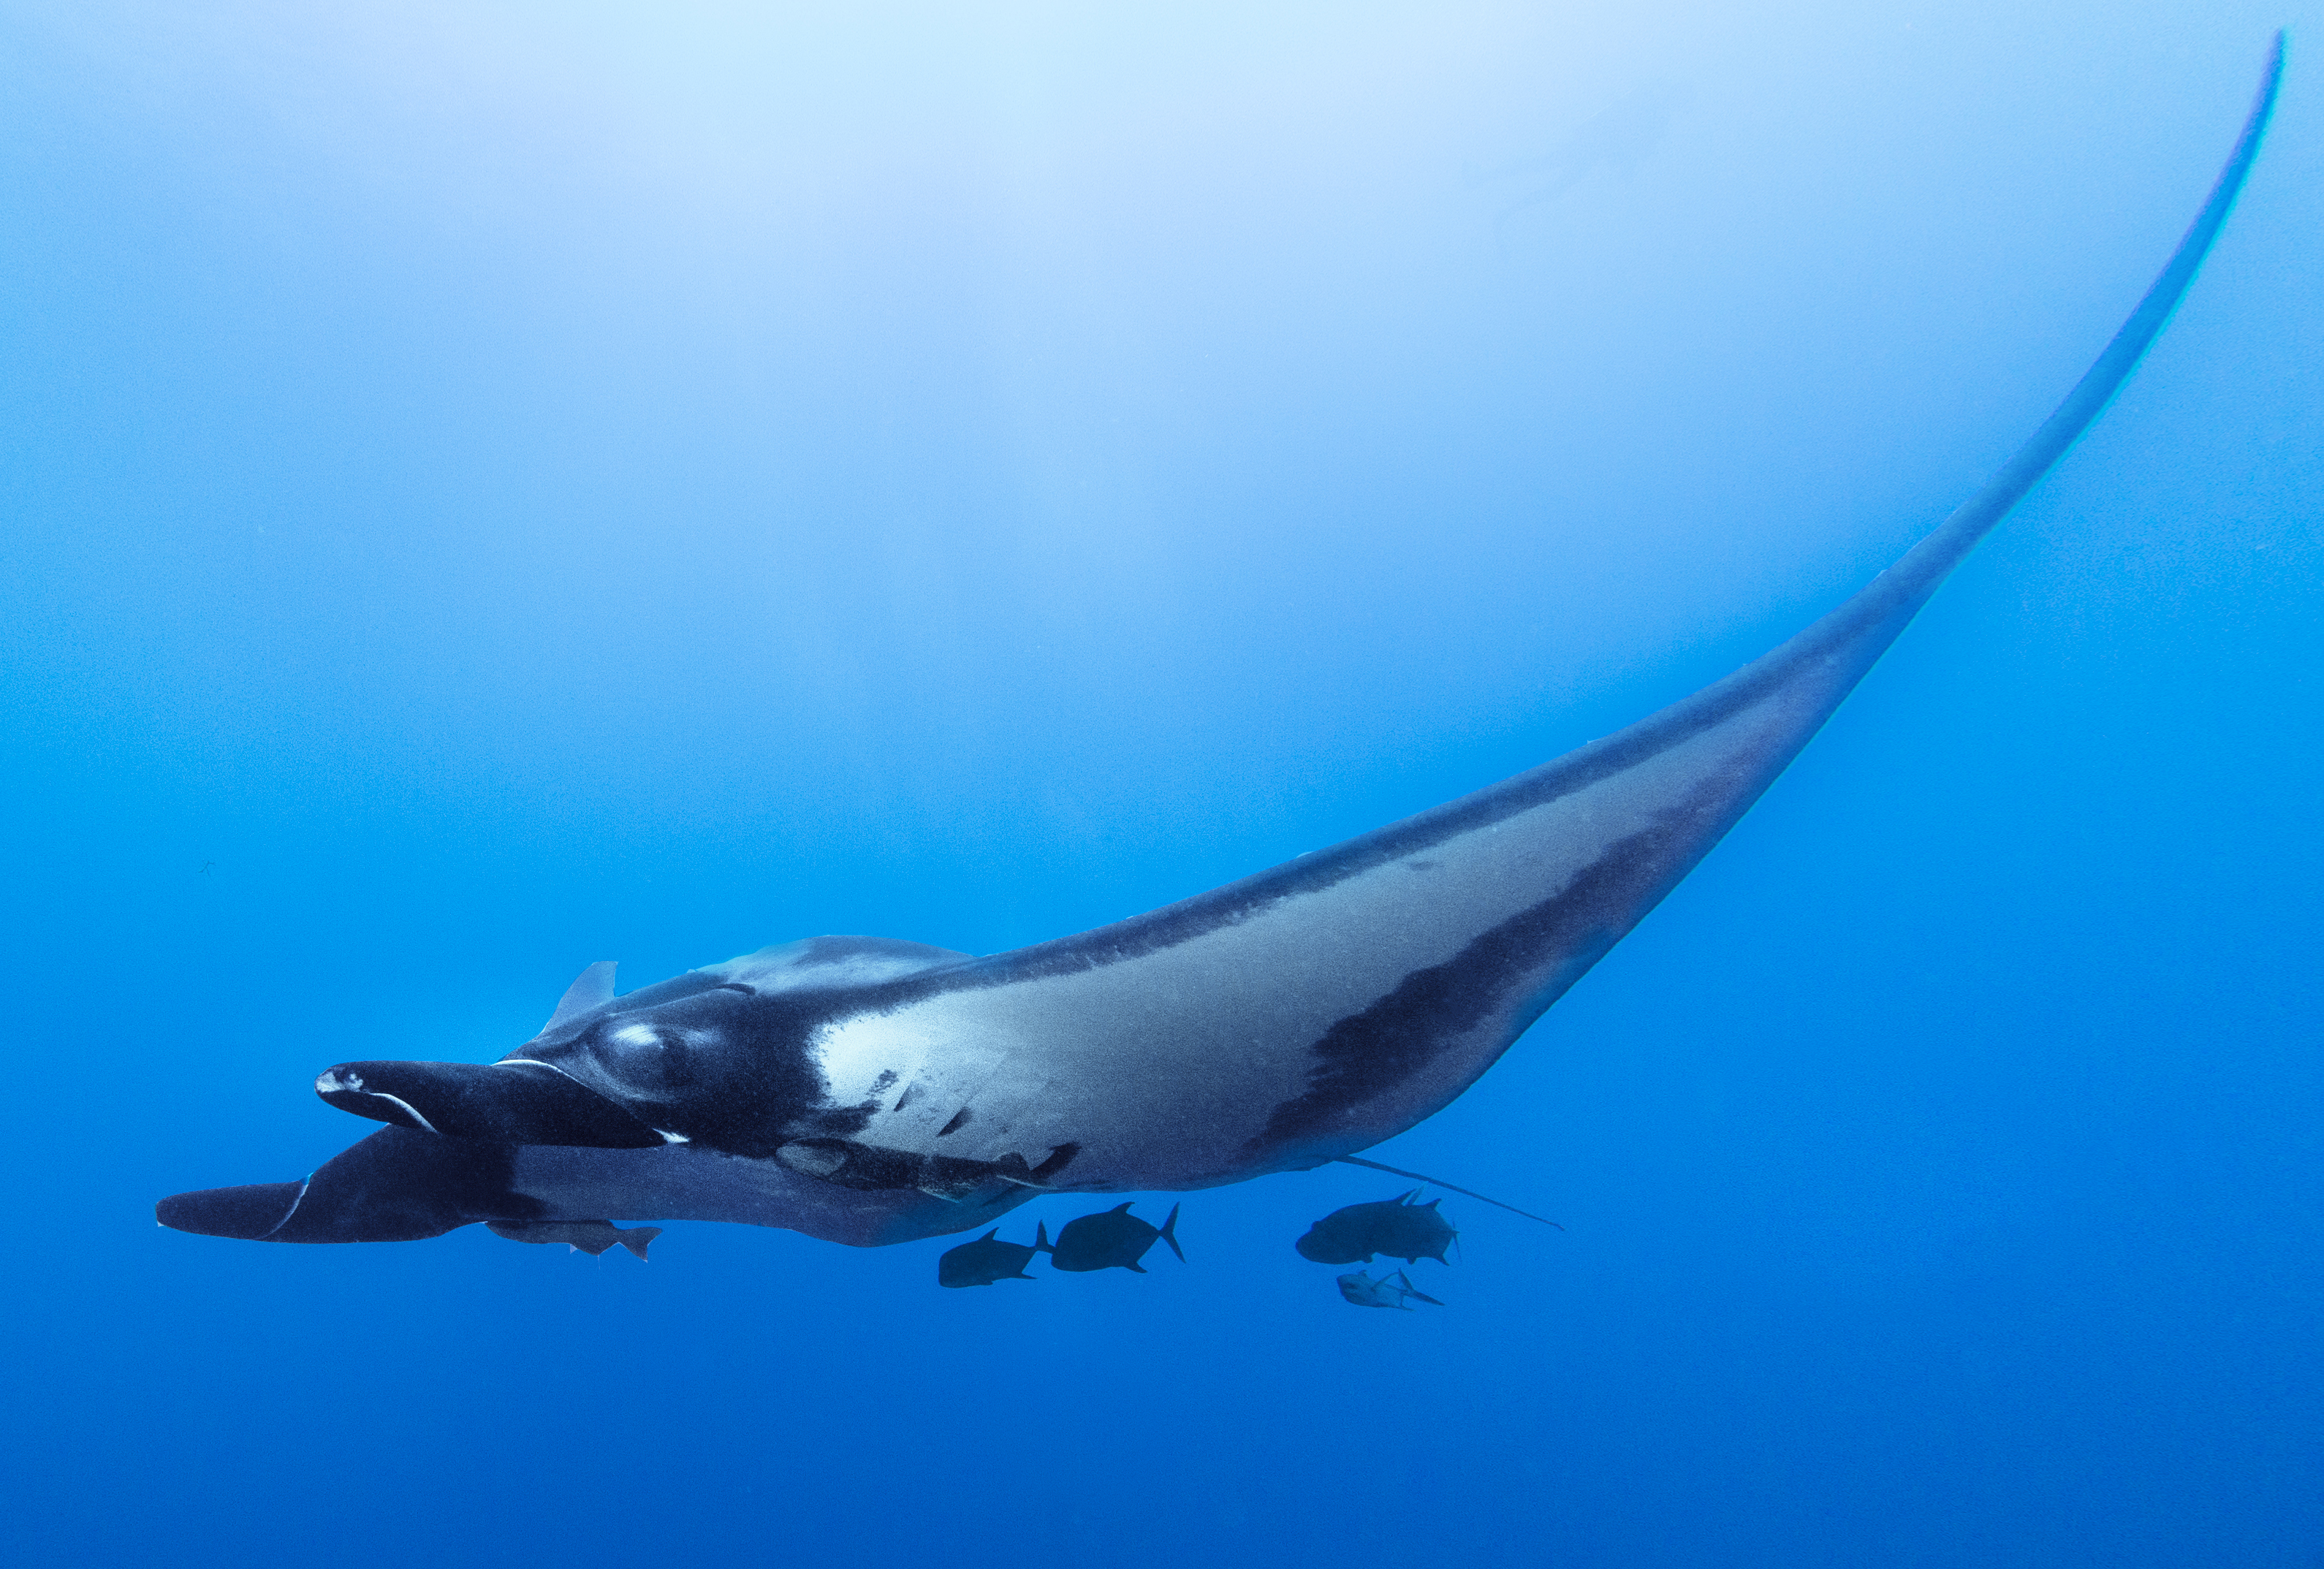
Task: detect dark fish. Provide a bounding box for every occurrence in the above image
[937,1222,1049,1287]
[1046,1202,1182,1274]
[1337,1269,1445,1311]
[486,1218,660,1260]
[1296,1190,1457,1265]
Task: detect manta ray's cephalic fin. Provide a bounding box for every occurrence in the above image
[314,1058,667,1147]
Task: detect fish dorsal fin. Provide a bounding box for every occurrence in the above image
[541,961,618,1036]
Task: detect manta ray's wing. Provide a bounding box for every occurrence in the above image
[819,39,2283,1197]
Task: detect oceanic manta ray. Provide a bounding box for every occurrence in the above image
[157,41,2283,1253]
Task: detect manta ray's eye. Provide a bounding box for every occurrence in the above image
[590,1022,696,1098]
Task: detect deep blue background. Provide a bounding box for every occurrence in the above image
[4,4,2320,1565]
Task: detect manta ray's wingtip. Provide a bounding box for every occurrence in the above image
[2250,29,2286,155]
[1888,29,2285,600]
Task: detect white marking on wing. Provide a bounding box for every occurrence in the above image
[368,1093,438,1133]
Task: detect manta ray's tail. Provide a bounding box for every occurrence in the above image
[1334,1155,1564,1228]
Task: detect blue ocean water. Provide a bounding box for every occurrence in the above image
[4,4,2320,1564]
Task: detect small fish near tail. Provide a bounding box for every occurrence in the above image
[1335,1268,1446,1310]
[485,1217,661,1260]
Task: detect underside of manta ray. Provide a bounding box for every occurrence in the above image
[157,42,2284,1253]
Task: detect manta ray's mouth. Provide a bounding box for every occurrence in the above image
[156,1179,308,1240]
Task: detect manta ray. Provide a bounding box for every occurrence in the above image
[157,42,2283,1254]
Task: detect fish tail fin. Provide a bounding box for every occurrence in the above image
[1034,1220,1052,1254]
[618,1226,661,1261]
[1158,1202,1185,1262]
[1392,1270,1445,1307]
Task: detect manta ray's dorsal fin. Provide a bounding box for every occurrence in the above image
[1332,1155,1565,1228]
[540,961,618,1036]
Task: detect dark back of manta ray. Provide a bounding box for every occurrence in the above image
[1050,1204,1164,1273]
[1296,1192,1457,1265]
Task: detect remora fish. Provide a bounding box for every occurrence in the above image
[1296,1192,1457,1266]
[153,44,2285,1256]
[486,1218,660,1260]
[1337,1269,1446,1312]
